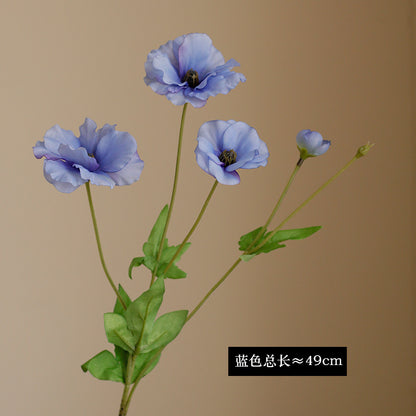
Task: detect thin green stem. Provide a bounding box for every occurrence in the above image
[85,182,126,309]
[118,354,134,416]
[151,103,188,285]
[186,258,242,322]
[245,160,302,253]
[163,180,218,275]
[253,154,359,252]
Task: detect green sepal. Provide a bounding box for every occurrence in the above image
[81,350,124,383]
[113,284,132,315]
[239,226,322,261]
[143,310,188,353]
[103,313,138,353]
[125,278,165,350]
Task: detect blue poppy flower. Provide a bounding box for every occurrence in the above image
[144,33,246,108]
[296,129,331,160]
[195,120,269,185]
[33,118,144,193]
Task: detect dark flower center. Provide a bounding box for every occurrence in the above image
[219,149,237,167]
[182,69,200,88]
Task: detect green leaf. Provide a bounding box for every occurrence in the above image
[160,263,187,279]
[238,227,265,251]
[144,205,169,258]
[159,242,191,264]
[239,226,322,259]
[125,278,165,348]
[131,349,162,383]
[144,310,188,353]
[81,350,124,383]
[104,313,138,353]
[113,284,132,315]
[128,257,145,279]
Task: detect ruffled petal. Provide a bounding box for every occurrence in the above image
[208,159,240,185]
[33,141,60,160]
[95,130,137,173]
[43,159,86,193]
[79,118,99,155]
[178,33,224,79]
[106,152,144,186]
[43,125,80,154]
[197,120,233,152]
[58,144,99,171]
[76,165,116,188]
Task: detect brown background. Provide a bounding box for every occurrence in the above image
[0,0,414,415]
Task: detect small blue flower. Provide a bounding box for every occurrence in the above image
[33,118,144,193]
[144,33,246,108]
[195,120,269,185]
[296,129,331,159]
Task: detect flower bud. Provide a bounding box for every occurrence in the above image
[355,142,375,159]
[296,129,331,160]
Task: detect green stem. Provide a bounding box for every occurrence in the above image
[246,160,302,252]
[163,180,218,276]
[253,154,359,252]
[151,103,188,285]
[118,354,134,416]
[85,182,126,309]
[186,258,241,322]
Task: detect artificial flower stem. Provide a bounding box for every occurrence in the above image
[246,161,302,252]
[186,258,242,322]
[151,103,188,285]
[118,354,134,416]
[163,180,219,275]
[253,154,359,253]
[85,182,127,309]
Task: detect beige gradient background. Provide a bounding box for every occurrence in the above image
[0,0,414,415]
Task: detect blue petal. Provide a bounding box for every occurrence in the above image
[33,140,60,160]
[95,130,137,173]
[311,140,331,156]
[76,165,116,188]
[197,120,233,153]
[79,118,99,155]
[107,152,144,186]
[43,125,80,155]
[240,140,269,168]
[208,160,240,185]
[58,144,99,172]
[296,130,323,153]
[145,45,181,85]
[43,159,86,193]
[178,33,224,79]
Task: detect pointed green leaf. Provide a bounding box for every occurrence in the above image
[114,345,129,379]
[125,278,165,348]
[144,205,169,258]
[81,350,124,383]
[159,242,191,264]
[113,285,132,315]
[238,227,265,251]
[160,263,187,279]
[128,257,145,279]
[143,310,188,353]
[131,349,162,383]
[104,313,138,353]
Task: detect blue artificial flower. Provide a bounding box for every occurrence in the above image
[33,118,144,193]
[195,120,269,185]
[144,33,246,108]
[296,129,331,160]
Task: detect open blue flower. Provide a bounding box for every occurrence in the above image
[33,118,144,193]
[296,129,331,160]
[195,120,269,185]
[144,33,246,108]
